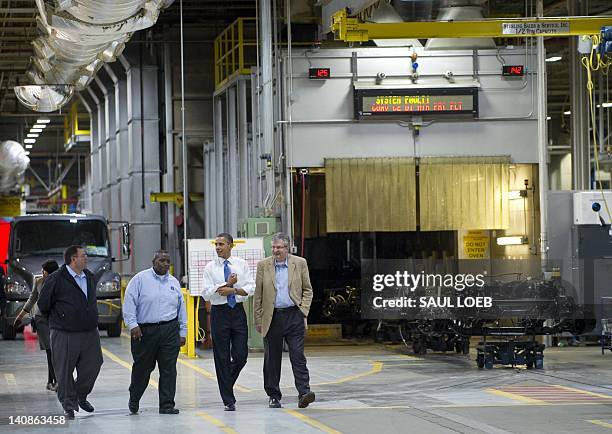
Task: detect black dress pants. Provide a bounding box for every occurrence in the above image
[210,303,248,406]
[129,320,180,409]
[50,328,103,411]
[263,306,310,401]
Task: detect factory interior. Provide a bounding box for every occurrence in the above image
[1,0,612,432]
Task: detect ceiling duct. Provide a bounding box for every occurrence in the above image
[0,141,30,193]
[371,2,423,47]
[425,0,496,50]
[391,0,433,21]
[14,0,175,112]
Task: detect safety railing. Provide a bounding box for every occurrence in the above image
[214,17,256,89]
[63,102,90,151]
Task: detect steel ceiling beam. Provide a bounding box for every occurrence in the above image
[331,9,612,42]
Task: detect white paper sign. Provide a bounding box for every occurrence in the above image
[187,238,266,296]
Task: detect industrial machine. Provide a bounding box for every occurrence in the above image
[0,214,130,339]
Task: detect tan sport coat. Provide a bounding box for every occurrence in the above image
[254,254,313,337]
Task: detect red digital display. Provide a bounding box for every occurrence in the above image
[502,65,525,76]
[309,67,330,79]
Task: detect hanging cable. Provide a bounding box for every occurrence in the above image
[300,171,306,257]
[581,35,612,224]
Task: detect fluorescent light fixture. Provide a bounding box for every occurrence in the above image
[24,138,36,144]
[602,102,612,108]
[496,236,528,246]
[36,118,51,123]
[25,144,33,149]
[24,151,30,156]
[564,110,571,115]
[545,56,562,62]
[27,133,39,138]
[546,116,551,120]
[30,128,43,133]
[508,190,527,200]
[34,122,47,128]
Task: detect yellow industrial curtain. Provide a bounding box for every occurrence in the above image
[325,157,416,232]
[419,156,510,231]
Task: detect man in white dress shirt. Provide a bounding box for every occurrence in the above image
[201,233,255,411]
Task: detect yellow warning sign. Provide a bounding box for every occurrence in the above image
[461,230,490,259]
[0,196,21,217]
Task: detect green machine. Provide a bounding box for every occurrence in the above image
[240,217,277,349]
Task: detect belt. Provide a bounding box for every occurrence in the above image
[139,317,178,327]
[274,305,298,311]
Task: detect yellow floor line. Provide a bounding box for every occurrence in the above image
[438,402,608,408]
[177,357,252,393]
[587,419,612,429]
[312,361,383,386]
[485,388,546,404]
[103,346,240,433]
[554,385,612,400]
[120,331,252,392]
[4,373,16,386]
[284,409,343,434]
[301,406,412,411]
[196,411,239,434]
[101,346,158,389]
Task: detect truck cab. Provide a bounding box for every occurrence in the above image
[0,214,126,339]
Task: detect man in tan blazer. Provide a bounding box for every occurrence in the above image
[254,232,315,409]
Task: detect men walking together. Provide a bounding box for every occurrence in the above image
[202,233,255,411]
[254,233,315,409]
[38,245,103,419]
[123,249,187,415]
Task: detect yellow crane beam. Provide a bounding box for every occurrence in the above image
[331,9,612,42]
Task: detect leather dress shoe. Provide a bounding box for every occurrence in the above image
[224,403,236,411]
[46,382,57,392]
[128,400,139,414]
[78,400,94,413]
[63,409,75,420]
[298,392,315,409]
[268,397,282,408]
[159,407,180,414]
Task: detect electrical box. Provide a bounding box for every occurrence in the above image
[239,217,277,257]
[573,191,612,225]
[241,217,277,237]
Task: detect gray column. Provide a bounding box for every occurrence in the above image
[120,50,162,275]
[227,86,238,234]
[86,87,102,215]
[259,0,275,209]
[238,79,249,224]
[163,43,178,268]
[569,0,590,190]
[214,95,224,234]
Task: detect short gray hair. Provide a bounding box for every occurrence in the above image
[153,249,169,261]
[271,232,290,247]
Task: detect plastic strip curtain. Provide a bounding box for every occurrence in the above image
[325,157,416,232]
[419,156,510,231]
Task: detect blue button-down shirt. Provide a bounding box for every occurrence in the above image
[274,259,294,308]
[123,268,188,337]
[67,265,88,299]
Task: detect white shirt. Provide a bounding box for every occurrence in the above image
[201,256,255,305]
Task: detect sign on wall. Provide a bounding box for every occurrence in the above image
[187,238,265,296]
[459,230,490,260]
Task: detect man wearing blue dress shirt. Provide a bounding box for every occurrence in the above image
[123,250,187,415]
[201,233,255,411]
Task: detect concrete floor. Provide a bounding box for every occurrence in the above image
[2,332,612,433]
